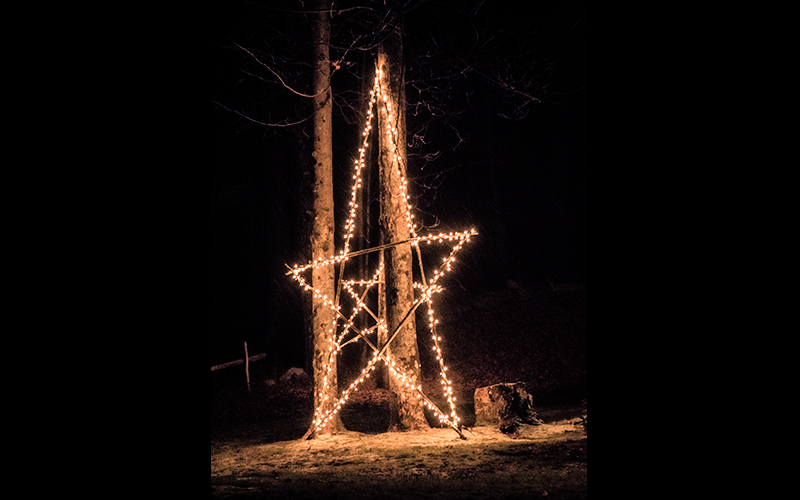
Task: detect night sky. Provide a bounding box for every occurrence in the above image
[209,1,586,370]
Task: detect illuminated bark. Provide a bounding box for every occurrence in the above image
[377,19,429,431]
[307,0,343,437]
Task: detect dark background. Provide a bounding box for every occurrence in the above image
[209,0,587,372]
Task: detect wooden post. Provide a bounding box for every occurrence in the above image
[244,341,251,393]
[377,248,388,388]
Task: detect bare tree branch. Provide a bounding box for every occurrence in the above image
[212,100,316,128]
[234,42,327,98]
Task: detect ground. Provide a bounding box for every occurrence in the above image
[212,283,587,499]
[212,418,586,499]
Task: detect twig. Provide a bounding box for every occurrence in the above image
[235,42,327,99]
[212,100,315,128]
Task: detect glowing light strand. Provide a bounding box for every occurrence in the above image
[288,256,461,434]
[290,238,470,436]
[287,66,476,439]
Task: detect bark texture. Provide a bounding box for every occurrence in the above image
[474,383,543,435]
[308,0,343,436]
[377,20,428,431]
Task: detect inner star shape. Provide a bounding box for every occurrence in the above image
[286,68,476,439]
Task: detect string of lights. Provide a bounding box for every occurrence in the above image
[287,65,476,439]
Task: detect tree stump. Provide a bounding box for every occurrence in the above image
[474,382,543,436]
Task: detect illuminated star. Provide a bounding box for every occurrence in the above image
[286,68,476,439]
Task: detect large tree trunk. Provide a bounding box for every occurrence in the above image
[307,0,343,437]
[377,19,428,431]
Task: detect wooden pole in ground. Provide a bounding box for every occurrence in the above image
[244,341,251,393]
